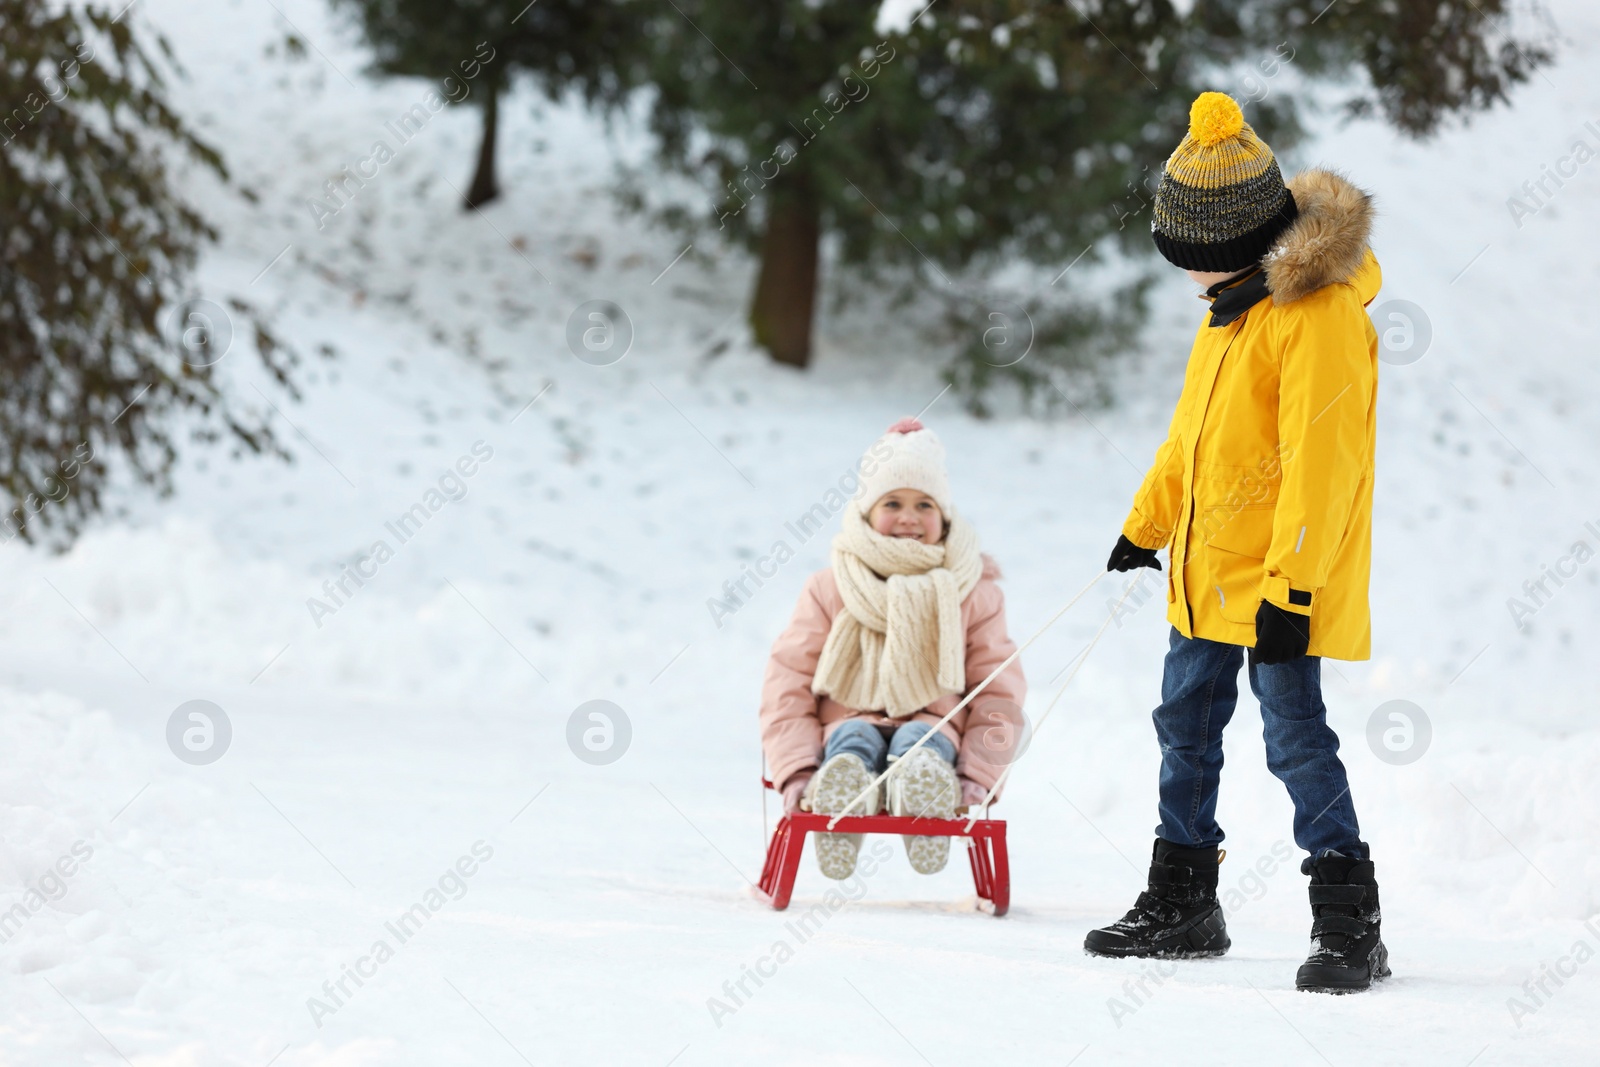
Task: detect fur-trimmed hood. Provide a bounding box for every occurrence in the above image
[1263,169,1375,304]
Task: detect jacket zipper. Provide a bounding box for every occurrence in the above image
[1183,317,1247,636]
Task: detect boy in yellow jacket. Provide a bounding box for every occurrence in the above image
[1083,93,1389,994]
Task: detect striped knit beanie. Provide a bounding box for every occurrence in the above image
[1151,92,1299,273]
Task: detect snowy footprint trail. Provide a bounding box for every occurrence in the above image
[3,0,1600,1063]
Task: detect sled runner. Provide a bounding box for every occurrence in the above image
[755,777,1011,916]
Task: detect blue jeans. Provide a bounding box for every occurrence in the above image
[824,719,956,773]
[1153,627,1367,866]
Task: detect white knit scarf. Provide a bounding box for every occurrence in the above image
[811,505,984,718]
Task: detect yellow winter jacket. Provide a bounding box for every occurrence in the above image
[1122,169,1381,661]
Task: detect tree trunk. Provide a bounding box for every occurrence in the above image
[464,79,500,210]
[749,171,820,368]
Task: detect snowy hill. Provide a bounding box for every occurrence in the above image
[2,1,1599,1063]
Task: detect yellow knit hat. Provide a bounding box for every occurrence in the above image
[1151,92,1298,272]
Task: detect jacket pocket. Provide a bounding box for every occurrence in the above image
[1197,505,1275,624]
[1193,460,1281,510]
[1198,504,1275,559]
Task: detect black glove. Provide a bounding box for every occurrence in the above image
[1107,534,1161,573]
[1250,599,1310,665]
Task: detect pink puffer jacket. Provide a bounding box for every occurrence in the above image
[760,555,1027,798]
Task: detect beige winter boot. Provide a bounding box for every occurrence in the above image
[887,747,959,874]
[805,753,881,880]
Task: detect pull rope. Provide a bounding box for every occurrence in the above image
[825,568,1109,831]
[962,578,1136,830]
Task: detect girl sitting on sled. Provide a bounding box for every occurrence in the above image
[759,418,1027,879]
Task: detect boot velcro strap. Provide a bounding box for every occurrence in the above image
[1131,892,1181,923]
[1308,884,1367,905]
[1148,865,1194,886]
[1311,915,1371,938]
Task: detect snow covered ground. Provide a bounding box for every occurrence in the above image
[3,0,1600,1063]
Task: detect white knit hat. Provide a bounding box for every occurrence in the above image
[853,417,953,517]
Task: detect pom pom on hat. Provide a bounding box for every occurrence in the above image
[1188,91,1244,147]
[853,417,952,517]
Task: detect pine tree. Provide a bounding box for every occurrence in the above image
[329,0,641,209]
[0,2,300,548]
[1208,0,1554,137]
[642,0,1552,377]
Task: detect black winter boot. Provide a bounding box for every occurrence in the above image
[1295,853,1390,994]
[1084,839,1230,958]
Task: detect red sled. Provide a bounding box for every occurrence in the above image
[755,778,1010,916]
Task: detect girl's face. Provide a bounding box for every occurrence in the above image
[868,489,944,544]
